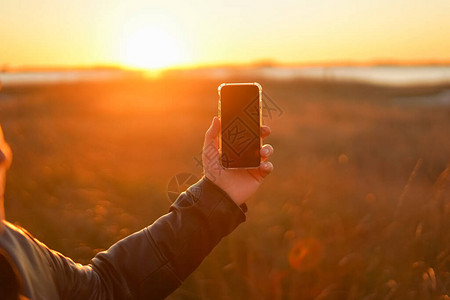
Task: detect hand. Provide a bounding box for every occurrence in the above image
[202,117,274,206]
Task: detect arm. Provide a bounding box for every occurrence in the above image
[50,117,274,299]
[0,178,245,300]
[89,177,246,299]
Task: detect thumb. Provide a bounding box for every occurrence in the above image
[204,116,220,148]
[203,116,220,166]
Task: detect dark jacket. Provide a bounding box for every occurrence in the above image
[0,177,247,299]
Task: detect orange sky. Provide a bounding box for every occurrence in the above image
[1,0,450,69]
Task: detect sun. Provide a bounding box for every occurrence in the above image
[120,25,183,70]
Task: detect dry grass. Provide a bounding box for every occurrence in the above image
[1,75,449,299]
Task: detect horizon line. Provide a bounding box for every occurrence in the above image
[2,59,450,73]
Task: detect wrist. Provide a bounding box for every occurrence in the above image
[203,176,247,212]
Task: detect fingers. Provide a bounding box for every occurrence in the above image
[260,144,274,161]
[258,161,274,178]
[261,125,271,139]
[257,144,274,178]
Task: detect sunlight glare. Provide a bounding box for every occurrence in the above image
[120,25,183,70]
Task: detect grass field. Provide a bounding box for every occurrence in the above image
[1,75,449,299]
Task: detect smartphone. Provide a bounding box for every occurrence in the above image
[218,82,262,169]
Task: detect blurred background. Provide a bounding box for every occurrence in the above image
[1,0,450,299]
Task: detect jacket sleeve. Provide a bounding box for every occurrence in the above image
[81,177,246,299]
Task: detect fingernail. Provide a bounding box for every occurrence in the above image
[262,148,269,155]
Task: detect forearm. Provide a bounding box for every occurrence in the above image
[145,176,247,279]
[90,177,246,299]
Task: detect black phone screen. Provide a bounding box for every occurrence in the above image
[219,83,261,168]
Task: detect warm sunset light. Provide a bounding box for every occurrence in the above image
[1,0,449,68]
[2,1,450,299]
[119,26,183,70]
